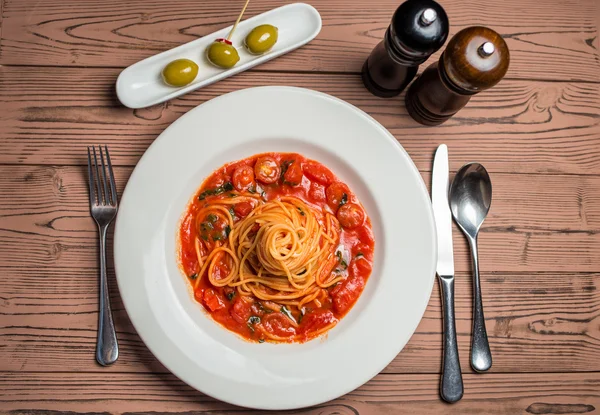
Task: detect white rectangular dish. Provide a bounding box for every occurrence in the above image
[116,3,322,109]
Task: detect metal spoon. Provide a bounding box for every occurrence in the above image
[449,163,493,372]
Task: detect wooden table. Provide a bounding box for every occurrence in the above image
[1,0,600,413]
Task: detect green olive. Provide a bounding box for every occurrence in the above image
[206,40,240,69]
[161,59,199,87]
[245,24,278,55]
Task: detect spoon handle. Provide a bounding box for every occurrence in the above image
[468,236,492,372]
[438,276,463,403]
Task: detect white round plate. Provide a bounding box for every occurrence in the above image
[114,86,436,410]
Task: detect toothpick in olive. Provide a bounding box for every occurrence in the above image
[206,38,240,69]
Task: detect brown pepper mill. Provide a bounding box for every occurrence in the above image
[361,0,449,98]
[405,26,509,125]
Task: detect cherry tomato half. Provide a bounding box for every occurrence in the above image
[232,165,255,191]
[254,157,280,184]
[326,182,349,210]
[337,203,364,229]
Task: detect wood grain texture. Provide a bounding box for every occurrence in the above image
[1,165,600,374]
[1,267,599,375]
[1,0,600,411]
[0,0,599,82]
[1,372,599,414]
[1,67,599,173]
[2,165,600,272]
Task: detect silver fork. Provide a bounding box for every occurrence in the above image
[87,145,119,366]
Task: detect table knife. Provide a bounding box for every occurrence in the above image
[432,144,464,403]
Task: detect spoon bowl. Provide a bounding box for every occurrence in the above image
[449,163,492,238]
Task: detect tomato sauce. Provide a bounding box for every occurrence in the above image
[178,153,374,343]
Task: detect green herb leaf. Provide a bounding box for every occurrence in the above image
[189,273,198,280]
[198,182,234,200]
[229,207,236,219]
[335,250,348,269]
[248,185,256,194]
[297,207,305,216]
[226,291,235,301]
[224,225,231,238]
[258,339,265,343]
[280,160,294,181]
[298,312,304,324]
[281,305,295,322]
[248,316,261,325]
[339,193,348,207]
[355,252,364,258]
[213,233,222,241]
[229,193,237,198]
[207,213,218,223]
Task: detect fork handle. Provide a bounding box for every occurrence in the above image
[96,225,119,366]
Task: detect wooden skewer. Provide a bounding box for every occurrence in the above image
[226,0,251,42]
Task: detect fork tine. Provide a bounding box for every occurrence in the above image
[99,145,110,206]
[92,146,104,205]
[87,147,96,206]
[104,146,118,205]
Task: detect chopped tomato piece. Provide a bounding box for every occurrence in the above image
[337,203,365,229]
[352,257,372,276]
[233,201,253,218]
[356,226,375,247]
[326,182,350,210]
[331,276,365,315]
[303,162,333,185]
[203,288,226,312]
[205,173,228,189]
[254,157,280,184]
[261,312,296,338]
[283,161,303,186]
[308,182,326,202]
[232,165,255,191]
[231,295,254,324]
[299,309,337,334]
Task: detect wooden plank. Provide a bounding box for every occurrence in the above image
[0,371,599,414]
[1,67,599,174]
[0,0,598,82]
[1,267,599,375]
[1,165,600,373]
[2,165,600,272]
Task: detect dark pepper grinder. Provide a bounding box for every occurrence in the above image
[405,26,510,125]
[361,0,449,98]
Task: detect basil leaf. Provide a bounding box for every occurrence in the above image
[281,305,295,322]
[339,193,348,207]
[226,291,235,301]
[248,316,261,325]
[258,339,265,343]
[297,207,305,216]
[189,273,198,280]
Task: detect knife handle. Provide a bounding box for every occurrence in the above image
[438,276,464,403]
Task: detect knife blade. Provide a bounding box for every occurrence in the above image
[432,144,463,403]
[432,144,454,277]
